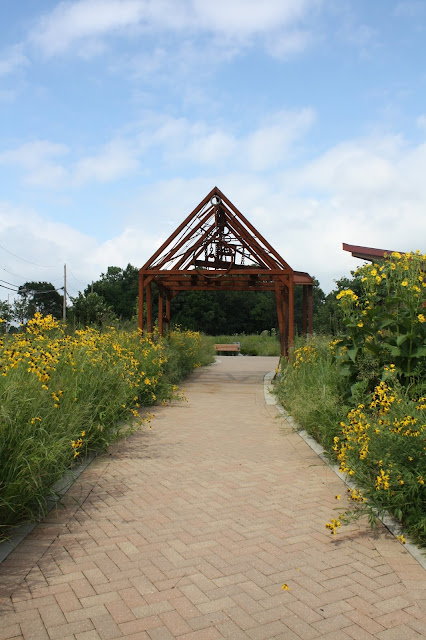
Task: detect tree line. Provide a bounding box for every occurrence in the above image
[0,263,351,336]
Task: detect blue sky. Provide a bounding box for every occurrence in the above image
[0,0,425,298]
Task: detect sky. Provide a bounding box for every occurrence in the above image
[0,0,425,300]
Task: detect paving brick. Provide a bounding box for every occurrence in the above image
[47,619,95,639]
[312,613,353,634]
[1,358,425,640]
[177,629,223,640]
[0,625,22,640]
[215,619,248,640]
[283,614,321,639]
[376,624,424,639]
[225,606,257,631]
[344,625,377,639]
[246,620,287,639]
[19,619,49,640]
[118,615,163,635]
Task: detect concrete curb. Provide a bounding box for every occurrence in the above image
[264,370,426,571]
[0,452,96,564]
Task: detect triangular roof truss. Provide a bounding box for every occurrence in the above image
[139,187,313,355]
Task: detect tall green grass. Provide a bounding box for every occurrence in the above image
[0,315,213,539]
[275,335,426,546]
[274,336,347,450]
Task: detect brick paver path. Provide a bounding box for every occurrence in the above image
[1,356,425,639]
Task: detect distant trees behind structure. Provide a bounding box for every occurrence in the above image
[1,263,350,336]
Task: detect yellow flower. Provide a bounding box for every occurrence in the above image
[401,281,408,287]
[335,495,341,500]
[418,314,425,323]
[281,584,290,591]
[396,534,406,545]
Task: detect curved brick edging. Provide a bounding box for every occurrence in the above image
[264,370,426,571]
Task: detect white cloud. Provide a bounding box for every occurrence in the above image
[0,201,97,296]
[0,201,162,300]
[416,114,426,132]
[29,0,319,58]
[266,30,313,59]
[0,45,29,75]
[0,140,69,187]
[284,136,402,195]
[0,138,139,188]
[244,108,315,171]
[135,108,315,171]
[191,0,318,38]
[30,0,146,56]
[73,139,140,184]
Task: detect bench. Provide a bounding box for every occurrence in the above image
[214,343,240,355]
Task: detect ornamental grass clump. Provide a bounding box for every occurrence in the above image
[0,314,210,538]
[274,336,347,450]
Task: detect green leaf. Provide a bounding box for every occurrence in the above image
[383,344,401,356]
[347,347,358,362]
[363,342,381,356]
[412,346,426,358]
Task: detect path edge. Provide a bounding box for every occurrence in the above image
[264,370,426,571]
[0,452,96,564]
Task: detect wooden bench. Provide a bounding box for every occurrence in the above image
[214,343,240,355]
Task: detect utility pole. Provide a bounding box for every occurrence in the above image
[63,264,67,322]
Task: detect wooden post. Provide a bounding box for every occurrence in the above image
[302,285,308,335]
[283,285,289,357]
[166,290,172,332]
[288,273,294,351]
[275,282,286,357]
[308,284,313,335]
[158,288,164,336]
[138,273,144,333]
[146,282,153,333]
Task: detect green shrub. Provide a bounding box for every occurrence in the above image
[334,251,426,392]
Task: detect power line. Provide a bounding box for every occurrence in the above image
[0,278,20,288]
[0,283,19,292]
[0,243,57,268]
[67,268,88,286]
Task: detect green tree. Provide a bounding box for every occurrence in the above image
[17,282,63,320]
[69,292,116,327]
[0,300,13,333]
[86,264,138,320]
[314,273,364,336]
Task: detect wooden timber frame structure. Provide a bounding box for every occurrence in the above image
[139,187,314,356]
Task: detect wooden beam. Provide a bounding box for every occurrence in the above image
[275,283,286,357]
[146,282,153,333]
[139,188,217,271]
[156,210,214,269]
[158,288,164,336]
[288,273,294,350]
[138,274,144,333]
[216,187,293,272]
[166,290,171,330]
[302,285,308,335]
